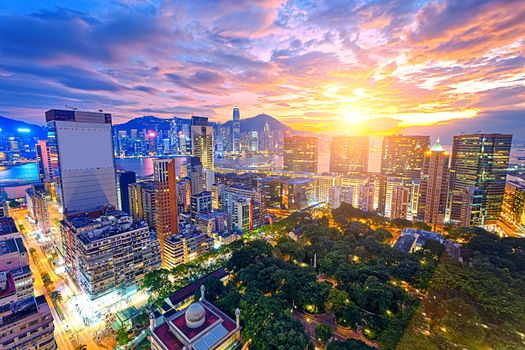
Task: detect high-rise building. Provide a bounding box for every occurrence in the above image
[35,140,55,183]
[330,136,369,175]
[177,177,192,213]
[129,181,156,228]
[281,178,315,210]
[381,135,430,181]
[0,217,57,349]
[61,211,160,299]
[500,175,525,235]
[449,134,512,226]
[188,156,205,195]
[232,107,241,153]
[190,191,212,222]
[391,185,411,220]
[26,184,51,235]
[117,171,136,214]
[418,139,450,227]
[258,176,285,212]
[250,131,259,152]
[153,159,179,266]
[191,116,214,170]
[220,186,262,229]
[283,136,318,173]
[45,109,118,214]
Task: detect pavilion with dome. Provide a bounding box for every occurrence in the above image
[149,285,242,350]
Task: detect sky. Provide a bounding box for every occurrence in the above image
[0,0,524,139]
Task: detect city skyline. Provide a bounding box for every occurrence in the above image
[0,1,524,138]
[1,2,525,349]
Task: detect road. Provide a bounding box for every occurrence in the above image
[292,309,379,348]
[10,208,147,349]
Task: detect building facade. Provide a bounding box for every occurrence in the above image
[449,134,512,226]
[418,139,450,227]
[0,217,57,350]
[153,159,179,267]
[283,136,318,173]
[62,211,161,299]
[45,109,118,214]
[330,136,369,175]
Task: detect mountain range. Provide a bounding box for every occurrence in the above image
[114,113,290,134]
[0,116,47,139]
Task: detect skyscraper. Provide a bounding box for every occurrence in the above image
[232,107,241,153]
[381,135,430,181]
[283,136,318,173]
[117,171,136,214]
[129,181,156,228]
[153,159,179,266]
[330,136,369,175]
[449,133,512,226]
[191,116,214,170]
[45,109,118,214]
[35,140,55,183]
[418,139,450,227]
[188,156,205,195]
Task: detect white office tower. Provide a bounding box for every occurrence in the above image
[46,109,118,214]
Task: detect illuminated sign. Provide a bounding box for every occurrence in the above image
[17,128,30,133]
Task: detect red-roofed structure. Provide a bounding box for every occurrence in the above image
[150,285,242,350]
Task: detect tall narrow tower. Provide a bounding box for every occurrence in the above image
[418,138,450,228]
[153,159,178,267]
[232,108,241,154]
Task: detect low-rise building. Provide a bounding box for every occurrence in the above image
[150,285,242,350]
[164,232,214,270]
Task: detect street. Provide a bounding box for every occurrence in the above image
[10,207,148,350]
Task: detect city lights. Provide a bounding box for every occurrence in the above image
[0,1,524,349]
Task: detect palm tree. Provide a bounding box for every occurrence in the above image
[41,272,53,289]
[51,290,63,303]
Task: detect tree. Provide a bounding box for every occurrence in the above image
[50,290,63,303]
[41,273,52,289]
[448,226,489,242]
[413,221,431,231]
[29,247,37,257]
[8,199,20,209]
[75,345,87,350]
[373,228,393,243]
[115,326,130,346]
[326,288,349,313]
[315,324,333,343]
[391,218,412,229]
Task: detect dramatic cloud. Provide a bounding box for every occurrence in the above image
[0,0,523,140]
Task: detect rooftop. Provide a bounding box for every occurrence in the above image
[69,211,148,244]
[154,299,237,350]
[0,217,18,237]
[283,178,313,185]
[0,237,26,256]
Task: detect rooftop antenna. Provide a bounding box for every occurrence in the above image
[65,105,77,111]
